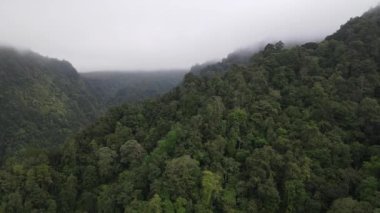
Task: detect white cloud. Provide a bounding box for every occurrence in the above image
[0,0,378,71]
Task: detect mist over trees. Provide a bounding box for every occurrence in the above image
[81,70,186,107]
[0,6,380,213]
[0,47,100,161]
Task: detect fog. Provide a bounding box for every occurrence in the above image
[0,0,378,71]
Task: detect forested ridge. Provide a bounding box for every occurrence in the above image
[1,7,380,213]
[0,47,100,160]
[0,48,185,162]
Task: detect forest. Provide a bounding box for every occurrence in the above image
[0,6,380,213]
[0,48,100,161]
[0,47,185,162]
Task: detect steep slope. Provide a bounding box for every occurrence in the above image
[1,7,380,213]
[0,47,100,159]
[81,70,187,107]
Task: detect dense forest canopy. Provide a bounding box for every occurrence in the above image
[0,48,186,162]
[0,47,100,160]
[1,6,380,213]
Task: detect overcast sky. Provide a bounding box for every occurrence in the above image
[0,0,378,71]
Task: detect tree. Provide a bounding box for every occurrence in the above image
[147,194,162,213]
[97,147,117,180]
[174,197,187,213]
[59,174,78,212]
[120,140,146,168]
[201,170,222,209]
[4,191,23,213]
[357,176,379,206]
[162,155,201,200]
[327,197,373,213]
[97,185,116,213]
[283,180,307,213]
[257,178,280,213]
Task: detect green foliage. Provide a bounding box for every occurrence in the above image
[201,170,222,209]
[1,6,380,213]
[97,147,117,180]
[120,140,147,168]
[147,194,162,213]
[327,197,373,213]
[0,47,100,161]
[0,49,186,162]
[161,155,201,200]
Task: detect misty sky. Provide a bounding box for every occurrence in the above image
[0,0,378,71]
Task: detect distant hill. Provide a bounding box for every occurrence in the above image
[0,46,100,159]
[189,46,263,77]
[81,70,187,107]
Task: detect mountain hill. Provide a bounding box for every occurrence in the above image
[81,70,186,107]
[1,6,380,213]
[0,47,100,160]
[0,48,187,161]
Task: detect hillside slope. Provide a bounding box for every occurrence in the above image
[1,7,380,213]
[0,47,100,159]
[0,49,186,160]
